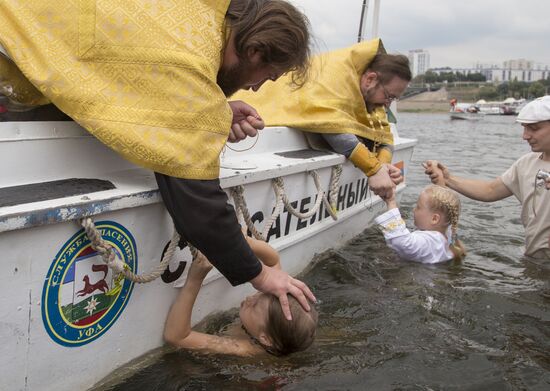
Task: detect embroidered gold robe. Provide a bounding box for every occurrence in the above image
[0,0,233,179]
[234,38,392,146]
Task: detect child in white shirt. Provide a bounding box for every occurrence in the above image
[375,184,466,264]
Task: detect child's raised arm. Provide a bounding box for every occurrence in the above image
[244,235,281,269]
[163,253,258,356]
[163,253,212,346]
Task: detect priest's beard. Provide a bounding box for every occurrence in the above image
[217,60,254,97]
[362,85,378,113]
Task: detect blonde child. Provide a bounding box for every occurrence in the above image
[375,183,466,264]
[164,234,318,357]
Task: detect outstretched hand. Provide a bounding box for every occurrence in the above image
[386,163,404,185]
[227,100,265,143]
[187,252,213,282]
[368,165,396,199]
[423,160,449,186]
[250,265,316,321]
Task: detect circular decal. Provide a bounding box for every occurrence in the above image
[41,221,137,347]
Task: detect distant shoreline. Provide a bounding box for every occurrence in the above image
[397,101,450,113]
[397,87,450,113]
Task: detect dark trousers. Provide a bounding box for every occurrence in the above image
[155,173,261,286]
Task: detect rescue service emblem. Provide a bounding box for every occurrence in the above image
[41,221,137,347]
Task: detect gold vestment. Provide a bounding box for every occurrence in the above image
[0,0,233,179]
[234,38,392,146]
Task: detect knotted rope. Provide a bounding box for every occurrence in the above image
[272,171,324,220]
[231,185,284,241]
[232,165,343,241]
[326,165,342,220]
[81,218,197,284]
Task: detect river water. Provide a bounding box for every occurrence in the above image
[106,113,550,390]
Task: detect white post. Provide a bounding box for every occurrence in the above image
[371,0,381,38]
[357,0,370,42]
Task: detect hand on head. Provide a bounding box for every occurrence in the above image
[251,265,316,321]
[228,100,264,142]
[423,160,449,186]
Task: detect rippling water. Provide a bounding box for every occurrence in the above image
[106,113,550,391]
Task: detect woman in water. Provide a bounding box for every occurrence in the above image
[164,235,318,356]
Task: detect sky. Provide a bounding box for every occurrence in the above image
[292,0,550,69]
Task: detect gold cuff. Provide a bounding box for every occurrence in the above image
[349,143,382,177]
[377,147,393,164]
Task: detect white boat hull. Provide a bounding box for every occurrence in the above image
[449,111,485,121]
[0,121,415,390]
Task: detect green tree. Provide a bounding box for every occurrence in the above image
[539,77,550,89]
[478,85,499,100]
[423,70,438,84]
[438,72,457,83]
[466,73,486,82]
[528,82,546,98]
[508,78,529,99]
[497,83,509,99]
[411,74,425,85]
[454,71,464,81]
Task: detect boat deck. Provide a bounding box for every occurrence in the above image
[0,121,415,233]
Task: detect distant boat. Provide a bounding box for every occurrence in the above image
[449,111,485,120]
[449,100,485,120]
[500,97,527,116]
[475,100,501,115]
[475,98,527,116]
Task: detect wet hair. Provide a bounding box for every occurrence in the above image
[365,53,412,84]
[424,185,466,261]
[263,295,318,356]
[225,0,312,87]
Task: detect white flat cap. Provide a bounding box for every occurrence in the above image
[517,95,550,124]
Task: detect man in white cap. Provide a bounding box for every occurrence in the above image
[424,96,550,259]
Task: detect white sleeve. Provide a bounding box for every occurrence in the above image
[374,208,409,239]
[375,208,451,264]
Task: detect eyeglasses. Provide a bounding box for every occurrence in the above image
[379,82,399,103]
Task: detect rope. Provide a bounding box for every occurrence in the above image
[272,165,342,221]
[231,165,343,241]
[81,218,197,284]
[231,186,265,240]
[262,185,284,240]
[272,172,325,220]
[325,165,342,220]
[231,185,284,241]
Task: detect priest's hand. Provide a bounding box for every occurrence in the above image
[250,264,316,321]
[386,164,404,185]
[369,165,395,199]
[227,100,264,143]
